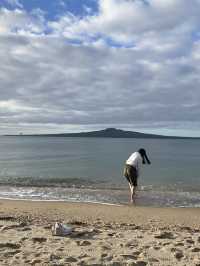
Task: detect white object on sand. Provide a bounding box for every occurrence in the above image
[51,222,72,236]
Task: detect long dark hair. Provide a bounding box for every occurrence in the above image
[138,148,151,164]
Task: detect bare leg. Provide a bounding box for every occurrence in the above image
[131,186,136,203]
[128,183,136,203]
[128,183,132,202]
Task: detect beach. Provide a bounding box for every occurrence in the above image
[0,200,200,265]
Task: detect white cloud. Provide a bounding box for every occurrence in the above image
[0,100,38,112]
[1,1,200,135]
[83,5,93,14]
[49,0,200,45]
[0,8,45,35]
[59,0,67,8]
[5,0,23,8]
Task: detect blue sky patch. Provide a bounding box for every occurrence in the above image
[0,0,99,20]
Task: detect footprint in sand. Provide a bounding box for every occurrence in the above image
[135,261,148,266]
[174,250,184,260]
[78,253,89,259]
[0,242,21,249]
[120,254,138,260]
[3,249,21,257]
[79,240,92,246]
[186,238,195,244]
[20,237,28,242]
[101,245,112,250]
[124,240,139,248]
[148,257,160,263]
[64,256,78,263]
[49,253,62,261]
[170,247,179,252]
[131,250,141,257]
[30,258,42,265]
[18,226,31,231]
[154,231,175,239]
[153,245,161,250]
[31,237,47,243]
[107,232,115,237]
[101,253,108,258]
[191,247,200,252]
[101,254,113,261]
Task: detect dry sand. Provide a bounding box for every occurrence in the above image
[0,199,200,265]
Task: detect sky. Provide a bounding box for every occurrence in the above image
[0,0,200,137]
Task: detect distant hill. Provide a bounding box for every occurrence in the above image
[7,128,200,139]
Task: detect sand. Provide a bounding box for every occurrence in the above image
[0,199,200,266]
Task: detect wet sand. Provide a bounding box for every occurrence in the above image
[0,199,200,265]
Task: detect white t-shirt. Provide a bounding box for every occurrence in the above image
[126,152,143,176]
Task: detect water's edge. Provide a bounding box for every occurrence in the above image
[1,185,200,208]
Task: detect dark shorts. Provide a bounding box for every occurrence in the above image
[123,164,138,187]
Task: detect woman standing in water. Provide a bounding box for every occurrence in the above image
[124,148,151,203]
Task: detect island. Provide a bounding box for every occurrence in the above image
[5,128,200,139]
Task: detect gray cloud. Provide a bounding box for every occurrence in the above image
[0,1,200,136]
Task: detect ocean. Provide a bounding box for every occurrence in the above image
[0,136,200,207]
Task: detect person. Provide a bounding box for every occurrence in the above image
[123,148,151,203]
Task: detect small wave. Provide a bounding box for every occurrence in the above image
[0,196,123,207]
[0,185,200,207]
[0,176,101,188]
[1,176,200,194]
[1,176,200,207]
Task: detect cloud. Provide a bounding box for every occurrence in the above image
[1,1,200,136]
[49,0,200,45]
[0,7,45,35]
[59,1,66,8]
[4,0,23,8]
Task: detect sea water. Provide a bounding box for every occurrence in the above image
[0,136,200,207]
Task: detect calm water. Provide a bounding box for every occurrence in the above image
[0,136,200,207]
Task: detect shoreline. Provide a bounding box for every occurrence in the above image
[0,197,124,207]
[1,185,200,208]
[1,198,200,227]
[0,196,199,209]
